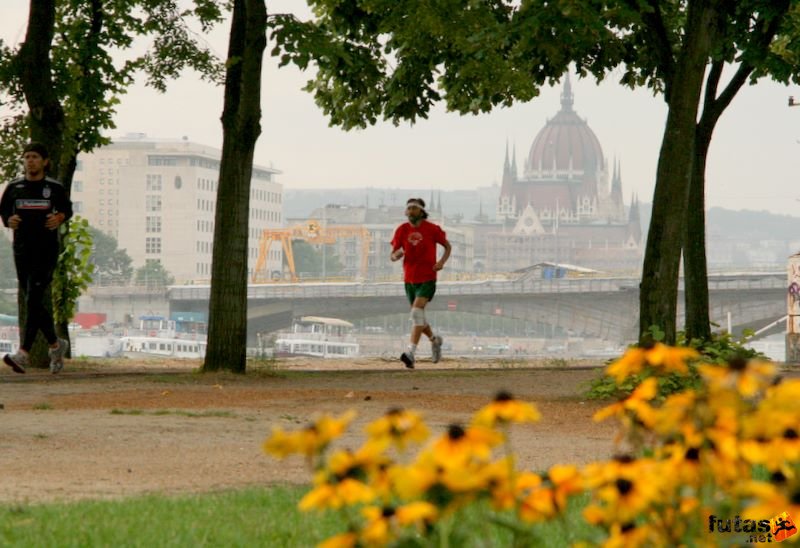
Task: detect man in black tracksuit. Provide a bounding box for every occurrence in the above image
[0,142,72,374]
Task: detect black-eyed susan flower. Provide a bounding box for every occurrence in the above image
[472,391,541,428]
[365,407,429,451]
[429,423,503,466]
[583,459,662,524]
[651,391,696,436]
[518,485,557,523]
[389,459,438,500]
[262,427,302,458]
[742,480,800,525]
[699,357,776,398]
[395,501,438,527]
[360,506,395,546]
[547,464,584,510]
[606,344,698,383]
[298,477,375,511]
[593,377,658,427]
[263,410,356,460]
[600,522,659,548]
[318,531,358,548]
[327,442,388,482]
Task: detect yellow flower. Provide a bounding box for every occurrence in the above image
[262,427,301,458]
[390,461,434,500]
[327,442,388,481]
[644,343,698,376]
[360,506,393,545]
[395,501,438,526]
[699,358,776,398]
[298,478,375,511]
[742,480,800,524]
[430,424,502,466]
[606,347,648,382]
[472,391,541,427]
[606,344,698,383]
[519,486,557,523]
[365,407,429,451]
[651,391,696,436]
[548,464,584,510]
[263,410,356,460]
[582,458,662,525]
[593,377,659,426]
[602,522,659,548]
[740,435,800,471]
[318,531,358,548]
[358,502,438,545]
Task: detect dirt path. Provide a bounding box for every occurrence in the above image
[0,357,617,504]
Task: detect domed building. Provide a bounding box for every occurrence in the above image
[489,76,642,273]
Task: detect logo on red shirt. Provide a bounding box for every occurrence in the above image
[408,232,423,246]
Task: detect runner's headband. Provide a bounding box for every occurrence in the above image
[406,199,426,212]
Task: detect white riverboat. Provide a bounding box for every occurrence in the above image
[274,316,359,358]
[0,339,19,356]
[119,314,207,359]
[120,336,207,359]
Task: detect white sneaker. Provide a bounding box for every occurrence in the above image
[431,336,443,364]
[48,338,69,374]
[3,350,28,374]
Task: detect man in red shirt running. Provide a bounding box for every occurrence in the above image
[390,198,451,368]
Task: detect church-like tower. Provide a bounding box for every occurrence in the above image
[498,75,629,229]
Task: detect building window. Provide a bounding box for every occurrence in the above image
[146,216,162,233]
[145,237,162,254]
[146,174,162,191]
[148,155,179,166]
[146,195,162,212]
[73,180,83,192]
[73,202,83,213]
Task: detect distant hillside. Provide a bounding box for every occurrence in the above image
[706,207,800,241]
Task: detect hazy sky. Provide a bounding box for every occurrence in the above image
[2,1,800,215]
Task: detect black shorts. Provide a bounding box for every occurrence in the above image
[405,280,436,305]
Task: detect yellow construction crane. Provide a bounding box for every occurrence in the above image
[252,220,372,282]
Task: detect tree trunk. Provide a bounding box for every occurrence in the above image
[15,0,65,368]
[639,0,719,345]
[683,124,712,342]
[202,0,267,373]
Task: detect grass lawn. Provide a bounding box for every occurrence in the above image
[0,486,597,547]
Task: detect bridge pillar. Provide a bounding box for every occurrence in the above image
[787,253,800,363]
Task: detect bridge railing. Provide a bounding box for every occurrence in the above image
[155,272,787,301]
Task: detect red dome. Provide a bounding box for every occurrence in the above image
[525,80,605,179]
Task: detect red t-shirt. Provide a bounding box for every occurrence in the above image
[391,220,448,283]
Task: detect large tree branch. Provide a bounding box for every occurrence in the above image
[626,0,675,98]
[700,1,790,131]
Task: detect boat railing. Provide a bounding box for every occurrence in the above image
[278,332,358,343]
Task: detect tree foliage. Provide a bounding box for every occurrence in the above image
[88,225,133,285]
[53,216,95,326]
[291,240,345,278]
[270,0,800,344]
[134,260,175,288]
[0,0,224,186]
[0,0,224,366]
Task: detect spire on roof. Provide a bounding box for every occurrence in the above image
[560,72,574,112]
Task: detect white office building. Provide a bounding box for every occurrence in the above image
[72,134,283,283]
